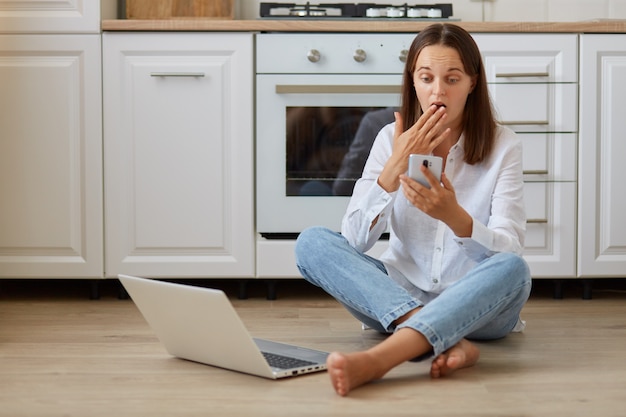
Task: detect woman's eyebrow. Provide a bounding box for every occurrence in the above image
[416,66,465,73]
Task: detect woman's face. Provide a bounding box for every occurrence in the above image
[412,44,476,133]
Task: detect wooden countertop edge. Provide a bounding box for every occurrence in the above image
[101,19,626,33]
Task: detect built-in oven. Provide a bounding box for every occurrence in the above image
[256,33,415,235]
[255,33,416,277]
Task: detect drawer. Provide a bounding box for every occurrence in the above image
[490,83,577,132]
[523,182,576,277]
[525,182,549,226]
[521,133,577,182]
[472,34,578,83]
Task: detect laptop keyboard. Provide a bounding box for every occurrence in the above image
[262,351,317,369]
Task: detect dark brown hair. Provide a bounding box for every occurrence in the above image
[401,23,496,164]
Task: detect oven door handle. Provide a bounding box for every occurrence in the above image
[275,85,401,94]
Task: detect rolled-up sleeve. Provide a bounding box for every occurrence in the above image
[341,181,396,253]
[452,130,526,261]
[340,123,397,252]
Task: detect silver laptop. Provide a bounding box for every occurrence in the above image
[118,274,329,379]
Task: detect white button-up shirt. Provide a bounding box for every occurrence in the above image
[341,123,526,302]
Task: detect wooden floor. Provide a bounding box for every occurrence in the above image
[1,278,625,417]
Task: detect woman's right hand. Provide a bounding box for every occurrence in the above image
[377,105,450,193]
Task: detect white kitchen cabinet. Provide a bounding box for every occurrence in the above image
[0,35,103,278]
[0,0,100,33]
[103,32,254,278]
[579,35,626,277]
[473,34,578,278]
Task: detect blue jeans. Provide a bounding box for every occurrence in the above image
[295,226,532,357]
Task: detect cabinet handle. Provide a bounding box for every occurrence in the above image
[275,85,401,94]
[495,72,550,78]
[523,170,549,175]
[150,72,206,77]
[527,218,548,224]
[500,120,550,126]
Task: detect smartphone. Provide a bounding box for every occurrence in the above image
[408,154,443,188]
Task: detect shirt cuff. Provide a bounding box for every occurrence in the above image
[361,180,396,219]
[453,218,494,261]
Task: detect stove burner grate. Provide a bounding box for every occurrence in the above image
[259,2,454,19]
[290,6,328,17]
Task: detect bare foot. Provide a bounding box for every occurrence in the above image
[326,351,387,396]
[430,339,480,378]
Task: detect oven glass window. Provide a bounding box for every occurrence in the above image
[286,106,396,197]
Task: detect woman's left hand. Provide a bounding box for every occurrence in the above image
[399,167,473,238]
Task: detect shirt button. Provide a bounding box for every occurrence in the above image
[433,279,439,284]
[457,241,464,246]
[435,247,441,252]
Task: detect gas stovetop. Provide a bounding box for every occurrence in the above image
[259,2,454,20]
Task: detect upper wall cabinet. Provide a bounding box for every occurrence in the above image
[0,0,100,33]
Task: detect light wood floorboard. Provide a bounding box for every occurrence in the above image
[1,279,625,417]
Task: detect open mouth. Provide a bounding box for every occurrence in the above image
[433,103,446,109]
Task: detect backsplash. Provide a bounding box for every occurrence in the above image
[238,0,626,21]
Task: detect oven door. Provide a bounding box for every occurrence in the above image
[256,74,401,234]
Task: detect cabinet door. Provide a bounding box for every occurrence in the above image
[579,35,626,276]
[0,35,103,278]
[103,33,254,278]
[0,0,100,33]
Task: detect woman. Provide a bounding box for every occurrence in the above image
[295,23,532,397]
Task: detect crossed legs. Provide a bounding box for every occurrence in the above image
[295,227,531,396]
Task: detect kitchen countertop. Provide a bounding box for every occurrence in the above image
[101,19,626,33]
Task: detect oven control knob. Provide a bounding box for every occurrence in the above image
[353,49,367,63]
[307,49,321,63]
[399,49,408,63]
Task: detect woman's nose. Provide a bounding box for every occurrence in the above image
[432,79,446,96]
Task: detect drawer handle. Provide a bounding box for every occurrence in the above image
[500,120,550,126]
[275,85,401,94]
[527,218,548,224]
[495,72,550,78]
[523,170,549,175]
[150,72,206,77]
